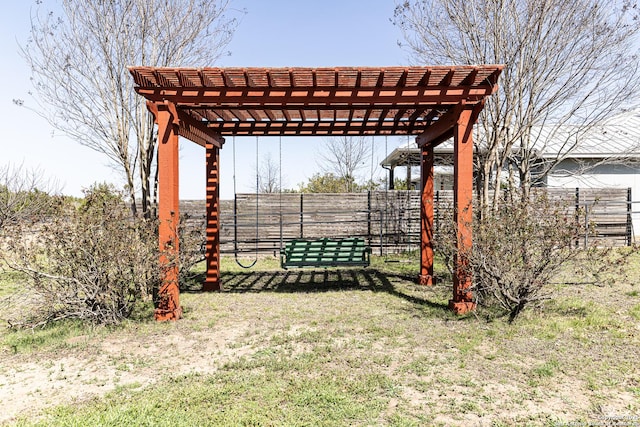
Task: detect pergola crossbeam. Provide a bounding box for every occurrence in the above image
[415,104,463,148]
[176,110,224,148]
[134,88,493,105]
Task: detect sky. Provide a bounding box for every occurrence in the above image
[1,0,413,200]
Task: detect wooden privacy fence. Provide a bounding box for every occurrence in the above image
[546,187,633,247]
[179,187,633,255]
[182,191,421,256]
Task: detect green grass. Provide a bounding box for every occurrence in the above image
[0,269,25,297]
[1,320,90,354]
[25,369,391,426]
[2,252,640,426]
[531,359,560,379]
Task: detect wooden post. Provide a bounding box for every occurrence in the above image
[151,101,182,321]
[204,142,222,291]
[450,107,476,314]
[419,144,434,286]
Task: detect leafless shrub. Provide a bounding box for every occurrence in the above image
[436,192,623,321]
[2,184,159,327]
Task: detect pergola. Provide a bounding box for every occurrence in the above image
[129,65,503,321]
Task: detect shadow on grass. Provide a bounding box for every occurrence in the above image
[181,268,449,312]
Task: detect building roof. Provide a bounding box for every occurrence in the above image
[381,108,640,168]
[537,109,640,159]
[380,145,457,168]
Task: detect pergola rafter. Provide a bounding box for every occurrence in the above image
[129,65,503,321]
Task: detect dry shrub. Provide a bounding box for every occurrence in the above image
[3,184,159,327]
[436,192,619,321]
[473,194,588,321]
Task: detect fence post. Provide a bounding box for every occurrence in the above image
[435,190,440,237]
[406,190,412,249]
[300,193,304,238]
[627,187,633,246]
[584,202,589,248]
[379,205,384,256]
[575,187,580,248]
[233,193,239,253]
[367,190,372,246]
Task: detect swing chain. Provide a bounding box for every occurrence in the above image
[232,136,259,269]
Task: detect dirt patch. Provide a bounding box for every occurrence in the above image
[0,320,255,424]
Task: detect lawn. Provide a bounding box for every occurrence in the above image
[1,254,639,426]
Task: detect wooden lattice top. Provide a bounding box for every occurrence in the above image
[129,65,503,143]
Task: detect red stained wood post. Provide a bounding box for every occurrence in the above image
[150,101,182,321]
[450,107,476,314]
[419,144,435,286]
[204,142,222,291]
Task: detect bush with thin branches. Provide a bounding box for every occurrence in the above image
[3,184,159,327]
[435,192,622,321]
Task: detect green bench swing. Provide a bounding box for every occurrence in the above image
[280,237,371,269]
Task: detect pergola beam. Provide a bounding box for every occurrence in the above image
[135,87,493,106]
[415,100,485,147]
[148,101,224,148]
[133,66,500,139]
[415,103,464,148]
[203,120,432,136]
[177,110,224,148]
[130,66,502,90]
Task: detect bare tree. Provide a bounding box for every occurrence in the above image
[20,0,239,217]
[394,0,640,210]
[257,153,282,194]
[318,136,373,193]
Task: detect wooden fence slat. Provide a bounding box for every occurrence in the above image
[178,188,633,253]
